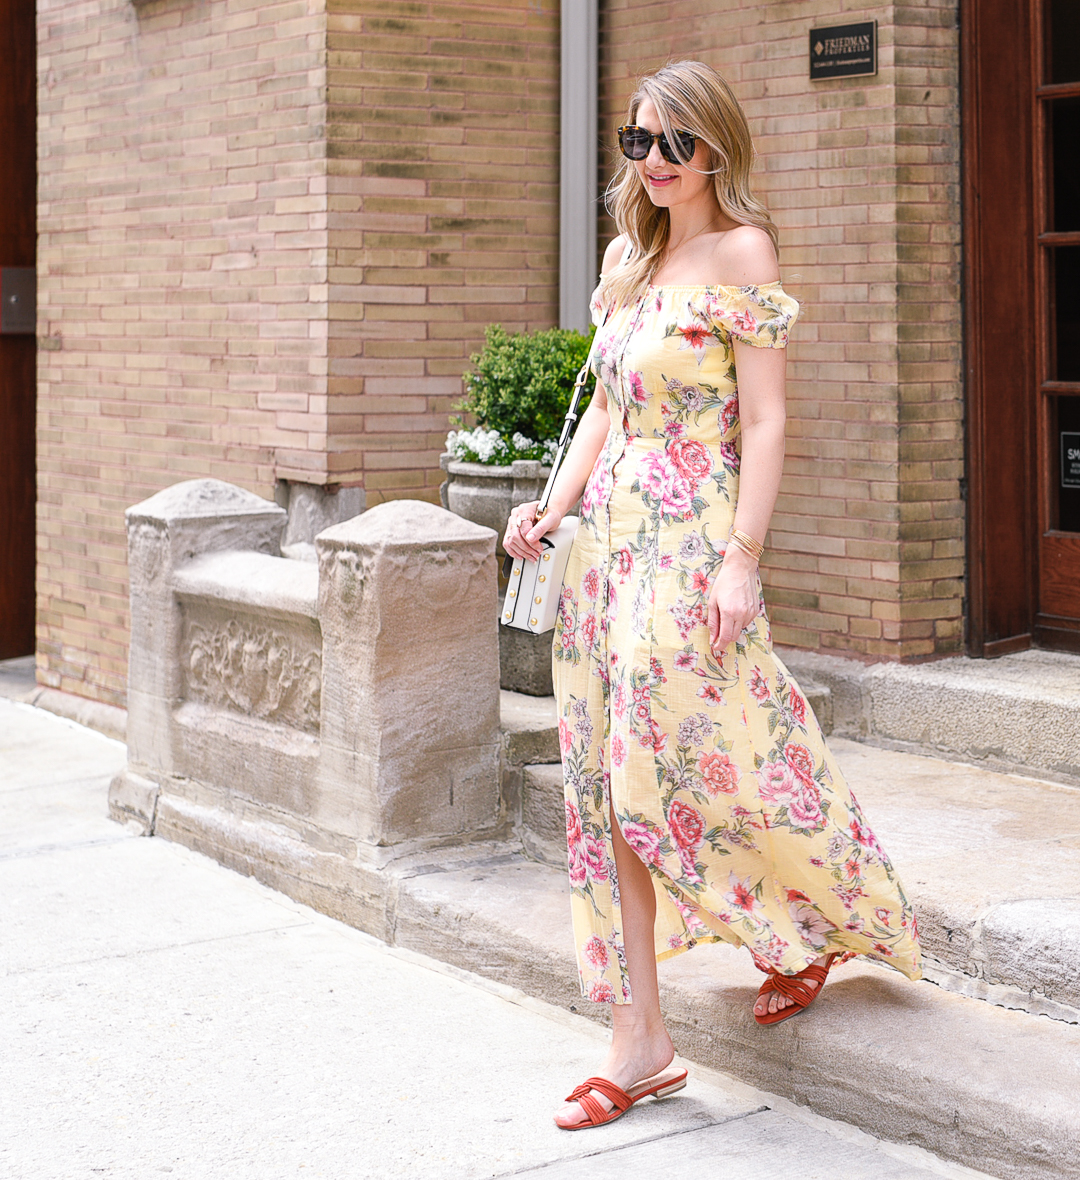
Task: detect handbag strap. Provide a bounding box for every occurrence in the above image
[535,319,605,517]
[536,242,631,514]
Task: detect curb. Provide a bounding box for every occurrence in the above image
[0,663,127,744]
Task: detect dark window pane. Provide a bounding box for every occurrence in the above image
[1052,97,1080,231]
[1054,247,1080,380]
[1056,397,1080,532]
[1050,0,1080,84]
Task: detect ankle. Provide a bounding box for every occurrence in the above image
[609,1024,672,1060]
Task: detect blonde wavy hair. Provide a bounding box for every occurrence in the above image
[601,60,778,309]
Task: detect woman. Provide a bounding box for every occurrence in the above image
[503,60,921,1132]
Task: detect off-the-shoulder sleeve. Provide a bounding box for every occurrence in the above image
[709,282,800,348]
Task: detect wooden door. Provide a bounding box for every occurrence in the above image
[962,0,1038,655]
[1034,0,1080,650]
[963,0,1080,655]
[0,0,36,660]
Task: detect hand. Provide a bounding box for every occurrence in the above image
[707,546,760,652]
[503,500,563,563]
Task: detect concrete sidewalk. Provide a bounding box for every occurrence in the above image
[0,698,996,1180]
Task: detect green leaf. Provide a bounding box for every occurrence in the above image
[458,323,596,440]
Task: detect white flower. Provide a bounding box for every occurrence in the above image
[445,426,558,467]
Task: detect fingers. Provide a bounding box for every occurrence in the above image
[709,577,756,652]
[515,521,545,562]
[504,532,541,563]
[709,596,746,651]
[523,514,557,546]
[502,533,527,561]
[503,503,545,563]
[712,610,751,651]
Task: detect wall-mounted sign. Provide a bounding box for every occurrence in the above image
[810,21,877,81]
[1062,432,1080,488]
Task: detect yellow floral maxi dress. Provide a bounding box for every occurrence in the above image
[552,280,922,1004]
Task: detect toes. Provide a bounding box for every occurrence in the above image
[555,1095,617,1128]
[554,1102,587,1129]
[755,990,791,1016]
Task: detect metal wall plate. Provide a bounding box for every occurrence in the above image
[1,268,36,334]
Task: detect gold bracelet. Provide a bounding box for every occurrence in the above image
[728,528,764,562]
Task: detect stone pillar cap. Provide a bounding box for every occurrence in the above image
[316,499,496,549]
[126,479,284,526]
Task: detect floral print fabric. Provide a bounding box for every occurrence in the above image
[553,280,921,1004]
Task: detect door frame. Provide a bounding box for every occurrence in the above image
[962,0,1039,655]
[0,0,37,661]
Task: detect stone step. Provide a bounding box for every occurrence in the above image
[516,737,1080,1025]
[501,678,836,771]
[503,644,1080,792]
[146,686,1080,1179]
[520,762,565,866]
[155,758,1074,1180]
[780,645,1080,789]
[393,848,1080,1180]
[500,689,559,767]
[836,738,1080,1023]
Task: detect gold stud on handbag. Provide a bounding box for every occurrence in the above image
[501,329,602,635]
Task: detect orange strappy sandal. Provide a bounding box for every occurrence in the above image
[754,953,838,1026]
[556,1066,689,1130]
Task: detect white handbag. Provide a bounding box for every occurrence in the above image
[500,329,601,635]
[501,514,580,633]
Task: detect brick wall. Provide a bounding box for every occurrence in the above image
[318,0,561,503]
[597,1,964,660]
[893,2,965,655]
[36,0,962,707]
[35,0,562,703]
[37,0,330,704]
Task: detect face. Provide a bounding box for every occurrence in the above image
[630,98,714,211]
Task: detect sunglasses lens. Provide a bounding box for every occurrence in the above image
[620,128,651,159]
[670,132,698,161]
[668,131,696,162]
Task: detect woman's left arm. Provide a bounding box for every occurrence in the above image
[708,341,787,651]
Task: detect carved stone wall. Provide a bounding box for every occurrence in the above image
[111,480,502,890]
[181,610,322,734]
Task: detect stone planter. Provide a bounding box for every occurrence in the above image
[440,454,555,696]
[438,454,550,556]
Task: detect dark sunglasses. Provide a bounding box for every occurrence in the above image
[617,124,698,165]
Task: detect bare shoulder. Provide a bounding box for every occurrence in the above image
[601,234,630,274]
[710,225,779,286]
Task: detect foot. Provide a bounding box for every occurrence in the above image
[753,954,831,1019]
[554,1034,677,1129]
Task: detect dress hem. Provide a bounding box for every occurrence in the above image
[652,935,923,980]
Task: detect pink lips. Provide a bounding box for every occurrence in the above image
[647,174,677,187]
